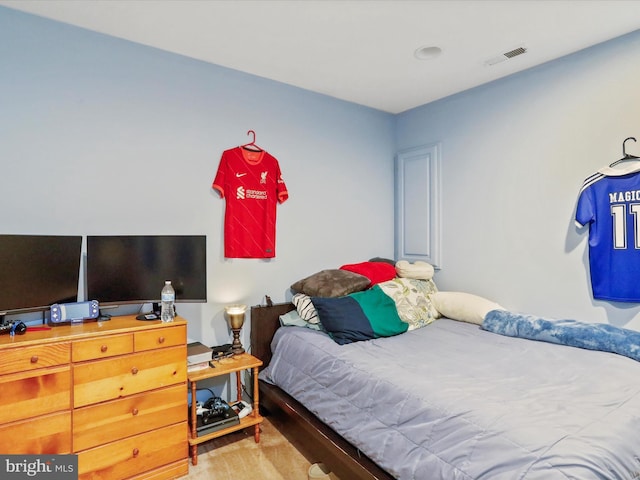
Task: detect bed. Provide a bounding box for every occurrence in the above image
[251,300,394,480]
[251,297,640,480]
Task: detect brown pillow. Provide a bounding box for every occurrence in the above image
[291,269,370,298]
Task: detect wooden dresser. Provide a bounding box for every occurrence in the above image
[0,315,189,480]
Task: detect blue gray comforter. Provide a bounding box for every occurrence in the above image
[260,319,640,480]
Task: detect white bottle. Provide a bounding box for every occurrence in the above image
[160,280,175,322]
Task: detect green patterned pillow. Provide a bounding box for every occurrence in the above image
[378,277,440,330]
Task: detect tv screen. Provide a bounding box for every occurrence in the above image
[0,235,82,315]
[86,235,207,305]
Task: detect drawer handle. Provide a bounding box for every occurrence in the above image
[132,408,139,416]
[158,336,165,344]
[30,356,39,364]
[131,367,139,375]
[100,345,108,353]
[132,448,139,458]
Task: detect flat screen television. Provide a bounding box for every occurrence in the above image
[0,235,83,317]
[86,235,207,311]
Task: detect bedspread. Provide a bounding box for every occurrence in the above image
[260,319,640,480]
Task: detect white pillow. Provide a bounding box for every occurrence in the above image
[395,260,435,280]
[431,291,504,325]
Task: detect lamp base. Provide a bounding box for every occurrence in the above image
[231,328,245,355]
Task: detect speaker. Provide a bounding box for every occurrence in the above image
[50,300,100,324]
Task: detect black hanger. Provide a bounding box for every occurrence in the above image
[241,130,263,152]
[609,137,639,167]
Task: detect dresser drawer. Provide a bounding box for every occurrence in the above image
[134,325,185,352]
[72,333,133,362]
[0,342,70,375]
[77,423,187,480]
[0,411,71,454]
[0,366,71,424]
[73,345,187,407]
[73,384,187,451]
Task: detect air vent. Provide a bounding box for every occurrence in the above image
[504,47,527,58]
[485,46,528,66]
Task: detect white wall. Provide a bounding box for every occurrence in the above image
[396,29,640,328]
[0,7,395,347]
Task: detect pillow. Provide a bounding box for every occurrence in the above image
[368,257,396,266]
[292,293,320,324]
[291,269,370,297]
[378,277,440,330]
[395,260,435,280]
[279,310,323,331]
[339,261,397,286]
[311,285,408,345]
[431,291,504,325]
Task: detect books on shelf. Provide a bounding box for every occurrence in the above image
[187,341,212,371]
[187,361,211,373]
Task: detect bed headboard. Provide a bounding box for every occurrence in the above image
[250,300,295,370]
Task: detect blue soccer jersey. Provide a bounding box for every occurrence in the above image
[576,167,640,302]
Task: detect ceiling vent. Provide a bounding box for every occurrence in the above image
[485,46,527,66]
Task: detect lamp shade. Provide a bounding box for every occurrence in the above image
[225,304,247,354]
[225,304,247,329]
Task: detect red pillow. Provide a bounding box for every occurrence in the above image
[339,261,396,287]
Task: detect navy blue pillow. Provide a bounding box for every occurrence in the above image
[312,286,408,345]
[312,296,374,344]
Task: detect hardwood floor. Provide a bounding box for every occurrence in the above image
[186,416,313,480]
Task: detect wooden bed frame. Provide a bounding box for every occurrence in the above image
[250,301,395,480]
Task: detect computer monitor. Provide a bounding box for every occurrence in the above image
[86,235,207,309]
[0,235,82,318]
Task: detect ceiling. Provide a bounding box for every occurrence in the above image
[2,0,640,113]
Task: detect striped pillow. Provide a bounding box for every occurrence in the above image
[292,293,320,324]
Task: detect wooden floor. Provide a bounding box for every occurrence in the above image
[186,416,314,480]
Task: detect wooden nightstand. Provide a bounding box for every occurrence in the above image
[187,353,264,465]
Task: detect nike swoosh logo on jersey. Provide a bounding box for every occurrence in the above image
[236,173,247,177]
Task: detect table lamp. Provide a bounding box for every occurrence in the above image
[225,304,247,354]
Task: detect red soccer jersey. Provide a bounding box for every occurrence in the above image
[212,147,288,258]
